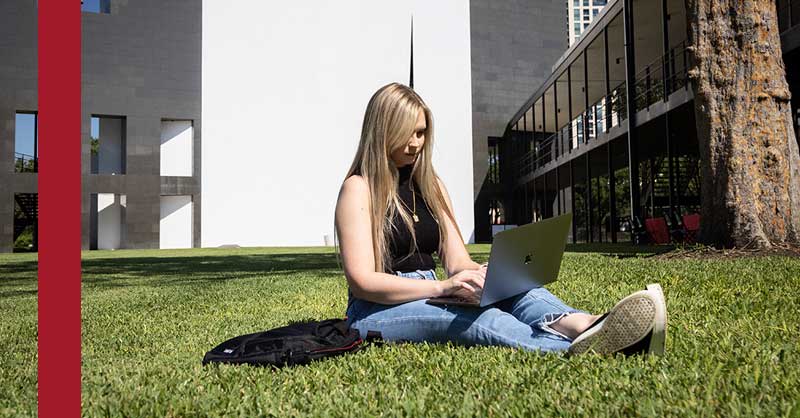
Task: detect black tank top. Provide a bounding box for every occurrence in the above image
[386,164,440,273]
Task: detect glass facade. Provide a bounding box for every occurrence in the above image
[494,0,711,244]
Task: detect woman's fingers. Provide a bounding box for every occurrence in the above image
[459,282,475,293]
[467,272,485,289]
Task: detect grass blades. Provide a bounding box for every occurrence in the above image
[1,246,799,417]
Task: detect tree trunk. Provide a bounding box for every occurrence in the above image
[685,0,800,248]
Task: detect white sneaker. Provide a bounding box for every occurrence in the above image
[568,283,667,356]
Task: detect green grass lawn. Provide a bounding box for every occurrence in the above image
[1,245,799,417]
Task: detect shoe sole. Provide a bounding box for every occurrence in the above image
[568,290,657,355]
[646,283,667,356]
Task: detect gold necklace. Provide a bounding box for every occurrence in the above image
[410,181,419,223]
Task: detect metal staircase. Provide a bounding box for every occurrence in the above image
[13,193,38,251]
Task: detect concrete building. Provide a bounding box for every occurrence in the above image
[2,0,568,251]
[488,0,800,244]
[1,0,201,252]
[470,0,568,242]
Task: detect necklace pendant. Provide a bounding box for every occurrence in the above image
[413,214,419,222]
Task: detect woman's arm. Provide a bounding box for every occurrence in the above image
[336,175,451,304]
[435,178,482,277]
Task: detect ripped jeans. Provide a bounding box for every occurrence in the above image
[345,269,586,353]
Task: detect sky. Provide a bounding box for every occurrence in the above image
[15,115,98,158]
[14,113,36,157]
[81,0,104,14]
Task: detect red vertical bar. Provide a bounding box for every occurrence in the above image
[38,1,81,417]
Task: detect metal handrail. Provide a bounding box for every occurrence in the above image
[517,131,560,178]
[511,41,690,183]
[632,41,690,111]
[15,152,37,173]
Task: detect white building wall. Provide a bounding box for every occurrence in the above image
[201,1,474,247]
[160,195,193,249]
[160,120,193,177]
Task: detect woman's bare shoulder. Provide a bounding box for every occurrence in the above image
[341,174,368,195]
[337,175,370,208]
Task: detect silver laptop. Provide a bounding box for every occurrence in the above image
[427,212,572,308]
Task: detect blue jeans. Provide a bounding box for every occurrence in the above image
[345,269,585,353]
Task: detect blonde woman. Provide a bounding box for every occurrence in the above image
[334,83,667,355]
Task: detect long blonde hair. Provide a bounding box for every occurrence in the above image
[334,82,463,274]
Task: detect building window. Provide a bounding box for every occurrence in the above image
[15,112,38,173]
[488,141,500,184]
[90,115,126,175]
[13,193,38,252]
[90,193,126,250]
[489,200,505,225]
[160,120,194,177]
[583,0,589,6]
[81,0,110,14]
[160,195,193,249]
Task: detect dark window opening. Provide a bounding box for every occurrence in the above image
[14,193,38,252]
[90,115,127,175]
[488,138,501,184]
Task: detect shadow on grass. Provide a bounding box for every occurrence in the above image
[0,289,37,298]
[0,261,38,288]
[565,243,675,258]
[0,245,674,295]
[79,253,346,289]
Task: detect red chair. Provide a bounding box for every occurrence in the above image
[644,217,671,244]
[682,213,701,243]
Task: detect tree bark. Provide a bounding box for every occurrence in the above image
[685,0,800,248]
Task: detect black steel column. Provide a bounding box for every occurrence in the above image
[532,105,537,173]
[570,160,577,243]
[586,154,593,243]
[533,176,538,221]
[584,49,590,145]
[543,170,549,218]
[34,113,39,173]
[542,92,547,146]
[661,0,671,100]
[528,105,533,162]
[556,166,561,215]
[604,27,612,131]
[661,0,676,218]
[567,67,573,152]
[623,0,641,231]
[554,81,559,158]
[649,155,656,217]
[523,179,529,224]
[608,143,617,243]
[595,174,603,241]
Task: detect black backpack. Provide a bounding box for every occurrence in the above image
[202,318,364,368]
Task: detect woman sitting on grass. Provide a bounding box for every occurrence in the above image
[334,82,667,355]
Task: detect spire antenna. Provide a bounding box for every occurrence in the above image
[410,15,414,89]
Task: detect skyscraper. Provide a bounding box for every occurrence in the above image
[567,0,608,46]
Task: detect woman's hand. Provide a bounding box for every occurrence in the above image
[440,268,485,302]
